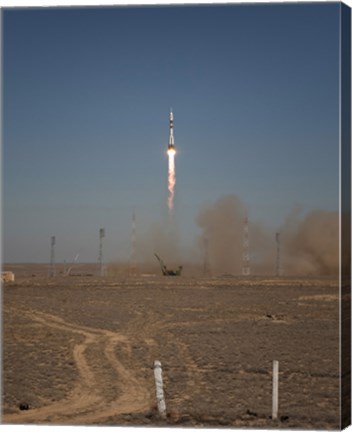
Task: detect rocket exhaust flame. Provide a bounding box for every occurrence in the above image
[167,148,176,213]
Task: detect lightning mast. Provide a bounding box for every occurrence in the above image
[203,237,211,276]
[98,228,106,277]
[276,232,282,276]
[130,209,137,274]
[49,236,56,278]
[242,216,250,276]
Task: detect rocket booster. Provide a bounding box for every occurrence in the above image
[168,109,175,151]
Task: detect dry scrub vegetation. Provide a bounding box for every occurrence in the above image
[2,269,340,429]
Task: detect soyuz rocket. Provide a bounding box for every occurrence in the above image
[168,109,176,152]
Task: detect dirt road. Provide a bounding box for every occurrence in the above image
[3,308,151,424]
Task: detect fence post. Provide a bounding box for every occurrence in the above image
[154,360,167,419]
[272,360,279,420]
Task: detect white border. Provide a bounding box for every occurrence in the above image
[1,1,351,432]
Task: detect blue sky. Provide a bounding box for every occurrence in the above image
[2,2,341,263]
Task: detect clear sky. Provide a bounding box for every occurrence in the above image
[2,2,341,263]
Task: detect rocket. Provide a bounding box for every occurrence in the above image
[168,109,175,151]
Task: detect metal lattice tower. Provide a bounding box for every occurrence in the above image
[203,237,210,276]
[98,228,106,277]
[130,210,137,274]
[276,232,282,276]
[242,216,251,276]
[49,236,56,278]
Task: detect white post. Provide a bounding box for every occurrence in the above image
[154,360,167,419]
[272,360,279,420]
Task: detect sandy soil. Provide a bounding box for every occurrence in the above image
[1,269,341,429]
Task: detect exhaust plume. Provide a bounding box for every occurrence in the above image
[167,149,176,214]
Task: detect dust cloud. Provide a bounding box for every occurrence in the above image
[196,195,247,275]
[196,195,339,277]
[281,208,339,276]
[137,220,181,272]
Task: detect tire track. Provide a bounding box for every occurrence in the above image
[125,308,205,410]
[3,310,151,424]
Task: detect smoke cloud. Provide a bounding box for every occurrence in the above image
[281,208,339,276]
[196,195,339,277]
[196,195,247,275]
[137,220,181,270]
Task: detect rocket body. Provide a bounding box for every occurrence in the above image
[168,109,176,151]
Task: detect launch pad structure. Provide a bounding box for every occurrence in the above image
[154,253,182,276]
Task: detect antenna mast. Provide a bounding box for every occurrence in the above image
[242,216,250,276]
[276,232,282,276]
[203,237,210,276]
[98,228,106,277]
[49,236,56,278]
[130,210,137,274]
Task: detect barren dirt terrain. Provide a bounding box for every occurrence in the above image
[2,265,341,429]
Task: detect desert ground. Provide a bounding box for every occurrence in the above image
[2,264,341,429]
